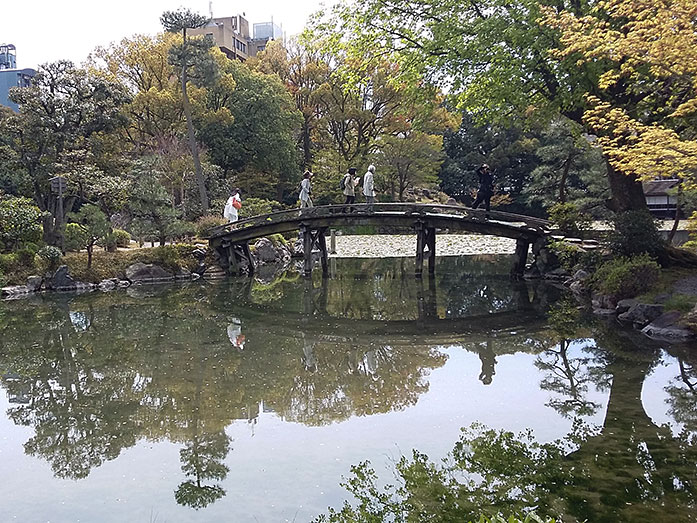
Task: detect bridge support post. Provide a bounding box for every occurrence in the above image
[301,225,329,278]
[415,223,436,277]
[222,241,255,276]
[302,225,313,277]
[511,238,530,280]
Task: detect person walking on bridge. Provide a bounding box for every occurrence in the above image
[472,163,494,213]
[223,188,242,223]
[299,170,313,208]
[362,164,376,205]
[342,167,359,205]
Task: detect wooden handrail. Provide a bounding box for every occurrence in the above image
[208,203,551,240]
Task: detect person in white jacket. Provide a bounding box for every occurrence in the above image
[299,170,313,208]
[223,188,242,223]
[363,164,376,204]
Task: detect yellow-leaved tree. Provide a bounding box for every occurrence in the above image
[542,0,697,189]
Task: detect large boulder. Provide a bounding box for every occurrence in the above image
[98,278,120,291]
[26,275,43,292]
[50,265,76,291]
[253,238,292,265]
[642,311,695,341]
[616,299,639,315]
[254,238,279,263]
[125,262,174,283]
[618,303,664,327]
[592,293,616,311]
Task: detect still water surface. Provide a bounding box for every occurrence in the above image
[0,256,695,522]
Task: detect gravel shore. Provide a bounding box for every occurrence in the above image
[330,234,516,257]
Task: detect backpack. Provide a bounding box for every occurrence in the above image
[339,174,347,190]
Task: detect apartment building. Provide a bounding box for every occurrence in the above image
[0,44,36,112]
[189,14,285,61]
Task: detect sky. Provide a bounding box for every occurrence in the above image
[1,0,327,70]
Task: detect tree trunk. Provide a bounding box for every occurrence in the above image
[605,160,647,213]
[87,245,93,269]
[302,115,312,169]
[559,157,571,203]
[180,46,209,214]
[668,185,681,244]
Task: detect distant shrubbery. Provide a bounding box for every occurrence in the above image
[548,202,591,238]
[195,215,228,238]
[239,198,281,219]
[591,254,660,300]
[609,210,664,258]
[37,245,62,272]
[549,241,602,273]
[0,195,44,252]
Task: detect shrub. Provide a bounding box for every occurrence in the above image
[65,223,88,252]
[609,210,664,258]
[195,215,228,238]
[548,202,591,238]
[0,195,44,252]
[37,245,62,271]
[15,247,36,268]
[98,229,131,252]
[268,233,288,248]
[591,254,660,300]
[549,241,602,272]
[171,221,196,242]
[239,198,281,219]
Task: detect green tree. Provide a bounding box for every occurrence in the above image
[325,0,654,213]
[380,131,444,200]
[251,38,331,170]
[524,119,608,213]
[127,160,182,246]
[0,194,43,252]
[68,204,110,269]
[199,58,302,201]
[161,8,215,213]
[1,61,128,246]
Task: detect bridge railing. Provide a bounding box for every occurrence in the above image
[208,203,551,239]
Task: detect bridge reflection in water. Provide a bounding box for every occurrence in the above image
[1,257,696,520]
[208,203,551,278]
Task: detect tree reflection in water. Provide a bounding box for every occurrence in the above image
[317,300,697,523]
[0,257,694,518]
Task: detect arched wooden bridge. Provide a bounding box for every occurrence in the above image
[207,203,551,278]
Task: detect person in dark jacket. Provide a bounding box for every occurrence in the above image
[472,163,494,213]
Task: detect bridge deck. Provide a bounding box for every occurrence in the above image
[208,204,552,277]
[208,203,551,244]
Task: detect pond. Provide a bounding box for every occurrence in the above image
[1,256,695,522]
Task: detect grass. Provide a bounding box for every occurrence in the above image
[663,294,697,313]
[635,266,696,303]
[64,245,203,283]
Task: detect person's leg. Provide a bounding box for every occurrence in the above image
[300,199,309,208]
[344,195,351,204]
[366,196,375,204]
[472,191,484,209]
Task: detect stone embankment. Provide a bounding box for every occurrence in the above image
[565,270,696,343]
[1,262,207,299]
